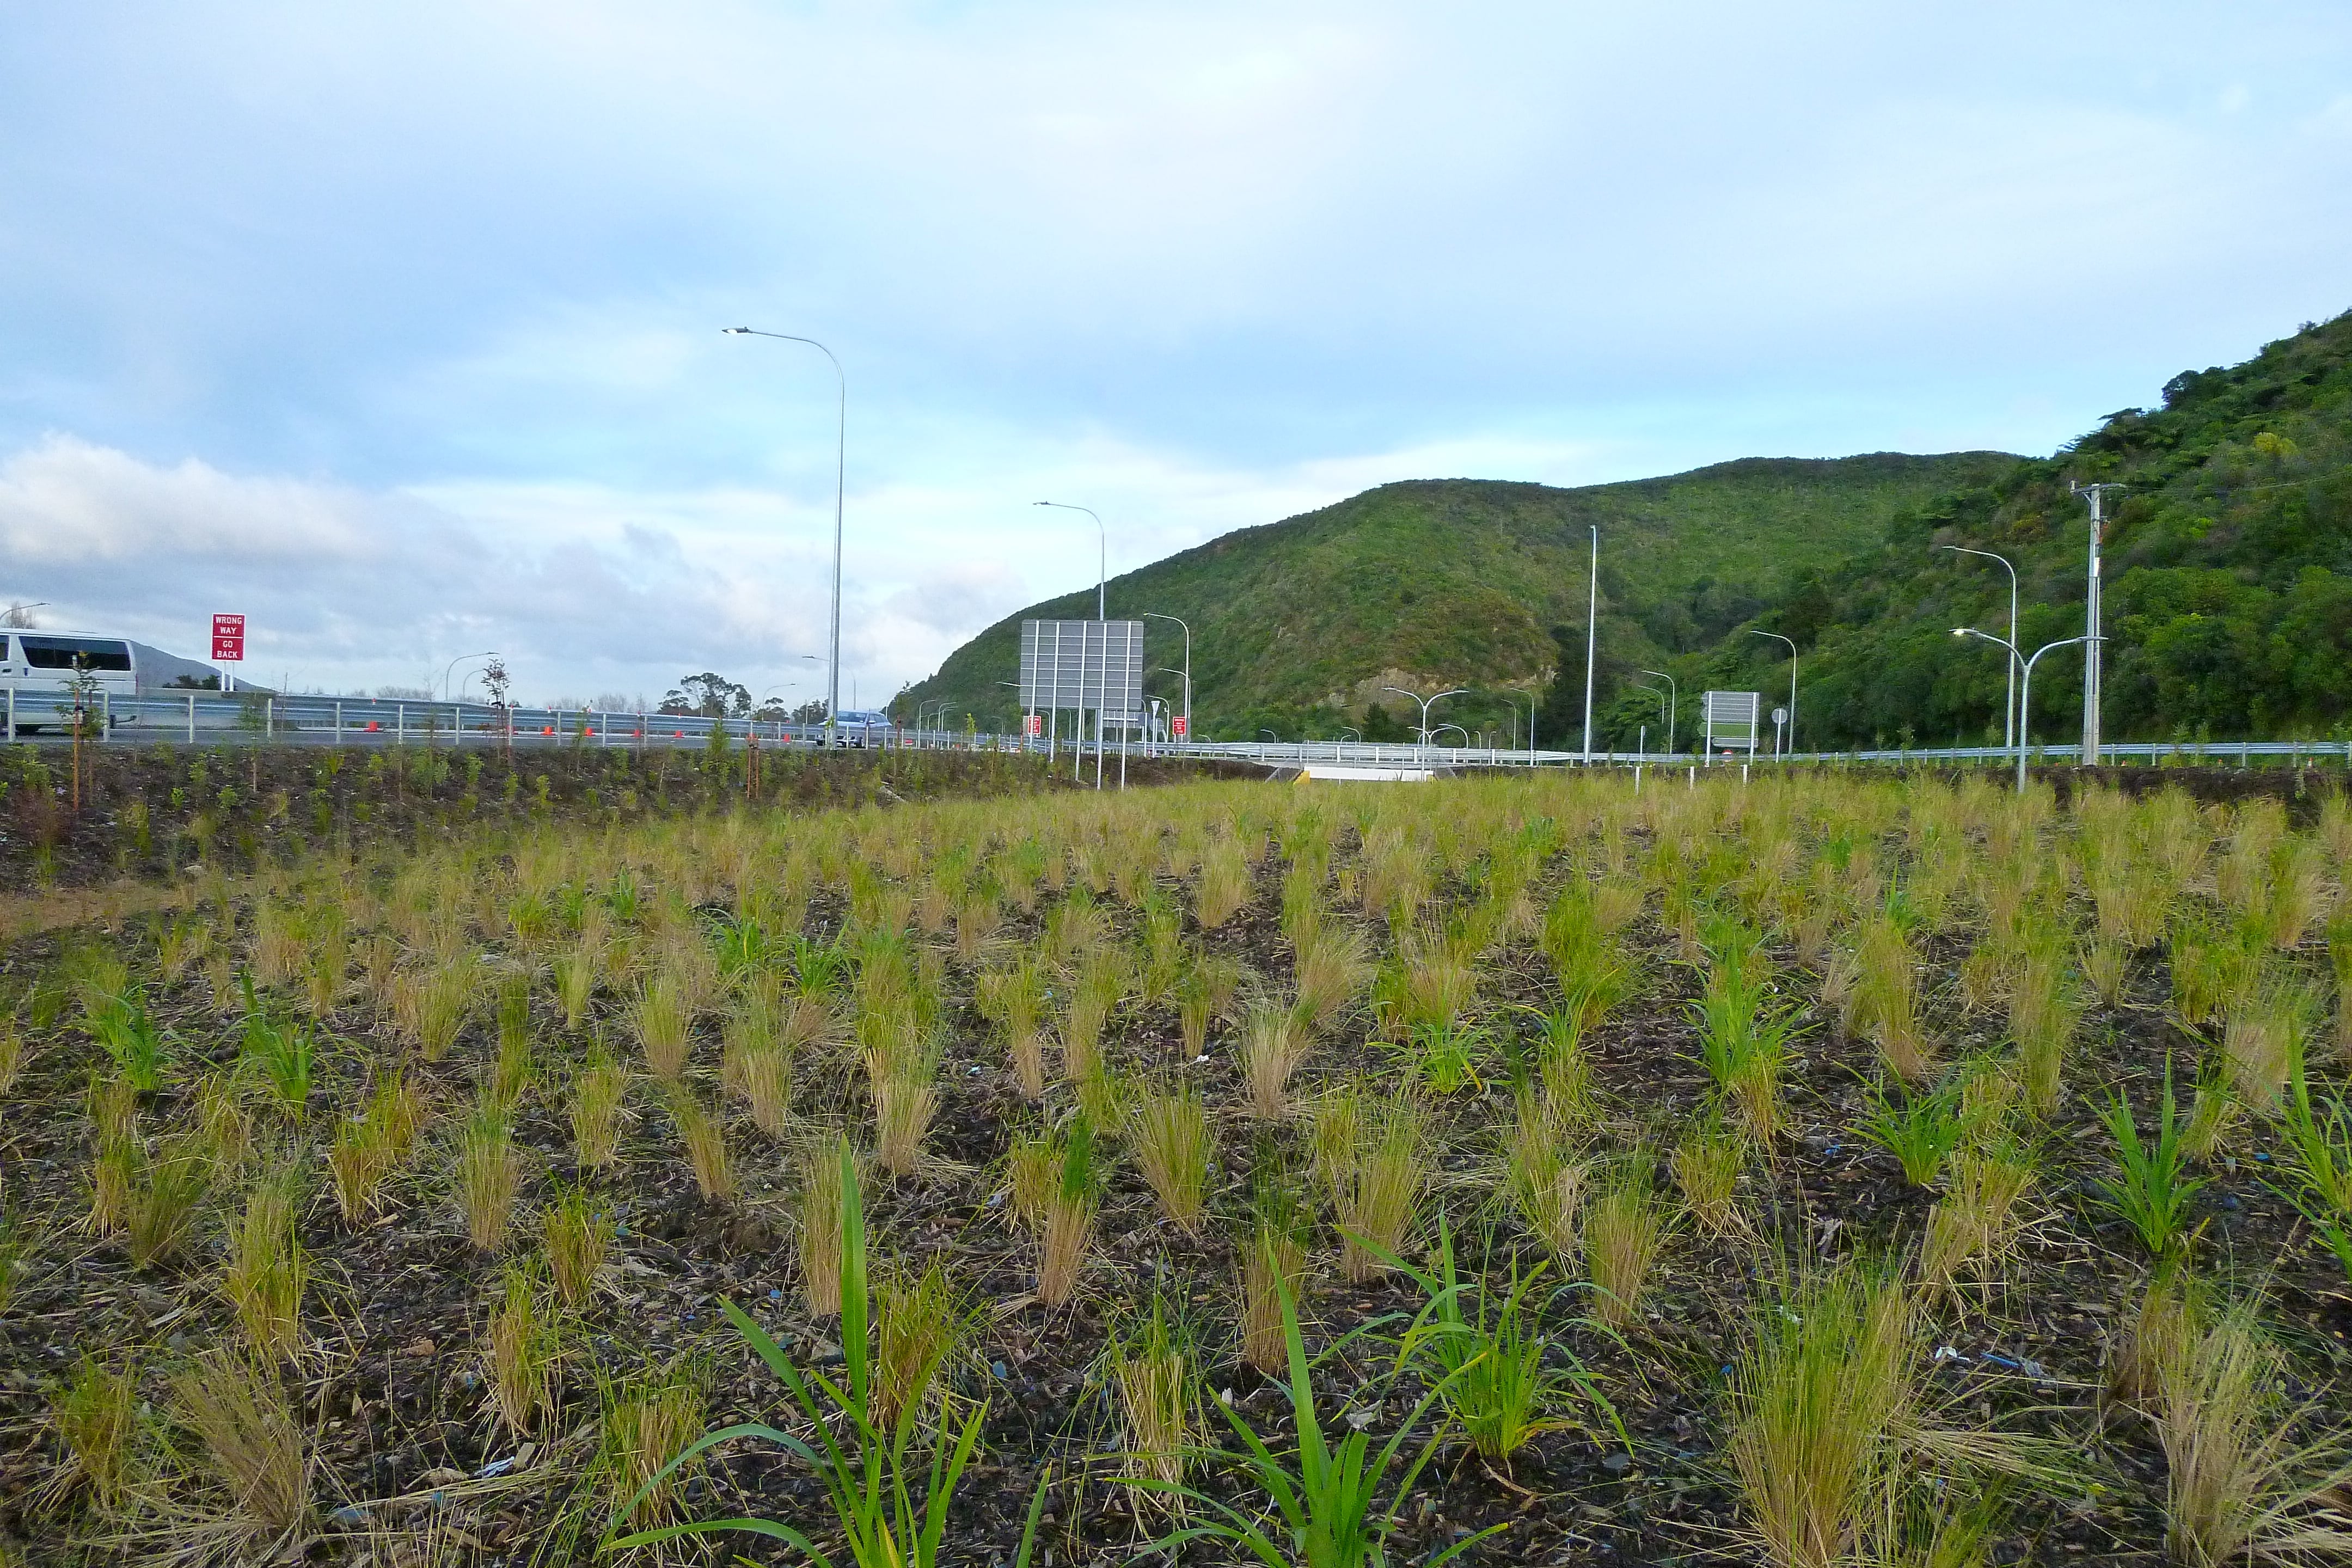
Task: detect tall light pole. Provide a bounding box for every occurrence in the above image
[1581,524,1598,764]
[1142,612,1190,740]
[1747,629,1797,756]
[2071,483,2123,767]
[1382,685,1467,745]
[1954,628,2094,793]
[1034,501,1106,621]
[440,651,497,702]
[725,327,847,749]
[1638,668,1677,756]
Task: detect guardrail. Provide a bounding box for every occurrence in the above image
[7,688,2344,773]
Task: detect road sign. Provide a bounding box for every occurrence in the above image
[1025,713,1043,737]
[1172,715,1188,737]
[1701,690,1760,763]
[1018,619,1144,718]
[1771,707,1787,726]
[211,613,246,662]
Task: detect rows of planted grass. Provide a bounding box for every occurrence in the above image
[9,772,2352,1564]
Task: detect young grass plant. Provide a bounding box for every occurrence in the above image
[1125,1245,1508,1568]
[798,1139,848,1316]
[1385,1219,1622,1467]
[222,1166,309,1362]
[2086,1063,2207,1261]
[1918,1137,2040,1291]
[1855,1075,1968,1189]
[1673,1113,1749,1239]
[168,1350,311,1545]
[125,1137,210,1270]
[1325,1090,1426,1284]
[569,1048,628,1171]
[873,1259,966,1430]
[1505,1088,1589,1264]
[1585,1152,1667,1331]
[1241,999,1311,1121]
[1038,1116,1099,1306]
[1131,1082,1212,1235]
[485,1266,561,1434]
[543,1186,614,1308]
[603,1136,1043,1568]
[328,1070,422,1222]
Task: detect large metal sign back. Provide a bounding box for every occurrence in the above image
[1702,689,1761,756]
[1019,620,1144,722]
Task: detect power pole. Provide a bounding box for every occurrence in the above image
[1581,524,1598,764]
[2072,483,2123,767]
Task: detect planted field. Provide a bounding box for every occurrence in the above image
[4,770,2352,1566]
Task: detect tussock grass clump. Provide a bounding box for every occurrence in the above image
[979,957,1050,1098]
[2144,1297,2352,1566]
[1240,1000,1311,1121]
[485,1266,561,1434]
[328,1070,424,1222]
[125,1137,210,1270]
[630,974,693,1079]
[222,1167,310,1361]
[1672,1115,1748,1239]
[1112,1300,1195,1498]
[721,1010,793,1137]
[1728,1267,1913,1568]
[1918,1137,2039,1290]
[169,1350,311,1542]
[542,1185,613,1308]
[1037,1116,1099,1306]
[797,1137,849,1316]
[1852,915,1935,1083]
[1585,1153,1666,1330]
[1506,1087,1589,1263]
[1240,1174,1310,1375]
[665,1085,734,1203]
[569,1048,629,1170]
[1290,922,1371,1037]
[393,961,472,1062]
[1319,1088,1426,1284]
[598,1365,706,1528]
[1194,834,1252,929]
[55,1353,139,1512]
[456,1103,526,1253]
[1131,1083,1212,1234]
[872,1259,966,1429]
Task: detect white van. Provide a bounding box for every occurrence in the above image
[1,632,218,731]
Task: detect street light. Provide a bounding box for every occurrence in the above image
[1632,681,1670,757]
[1953,628,2096,793]
[439,651,497,702]
[1141,612,1191,740]
[1581,524,1599,764]
[1491,690,1533,764]
[1941,545,2020,748]
[725,327,847,749]
[1638,669,1677,756]
[1381,685,1467,745]
[1432,724,1470,747]
[1034,501,1106,621]
[1747,629,1797,756]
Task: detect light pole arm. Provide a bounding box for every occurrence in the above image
[725,328,847,742]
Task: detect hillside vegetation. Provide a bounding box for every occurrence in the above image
[909,310,2352,750]
[904,453,2016,741]
[1689,309,2352,750]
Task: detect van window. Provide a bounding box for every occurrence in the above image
[20,636,133,672]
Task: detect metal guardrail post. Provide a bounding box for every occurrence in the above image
[187,691,196,744]
[334,701,342,743]
[265,697,273,740]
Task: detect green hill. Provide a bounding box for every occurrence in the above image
[1682,309,2352,751]
[902,451,2019,742]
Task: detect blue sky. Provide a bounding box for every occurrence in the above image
[3,1,2349,705]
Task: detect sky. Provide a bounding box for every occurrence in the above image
[3,2,2349,708]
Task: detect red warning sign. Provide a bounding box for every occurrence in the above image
[1024,714,1043,737]
[211,613,246,662]
[1172,715,1189,737]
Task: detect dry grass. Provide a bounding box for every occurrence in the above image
[542,1187,612,1308]
[392,961,471,1062]
[1195,835,1252,929]
[598,1368,705,1528]
[1324,1091,1425,1284]
[456,1104,526,1252]
[1241,1224,1309,1375]
[55,1353,138,1513]
[485,1266,560,1434]
[1131,1083,1212,1234]
[568,1051,629,1171]
[1240,1000,1312,1120]
[873,1260,965,1429]
[1291,922,1371,1036]
[665,1085,734,1203]
[328,1070,423,1222]
[169,1350,311,1542]
[1918,1142,2038,1291]
[1113,1302,1194,1498]
[222,1167,309,1362]
[797,1138,848,1316]
[1673,1118,1748,1239]
[630,975,693,1079]
[1585,1155,1666,1330]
